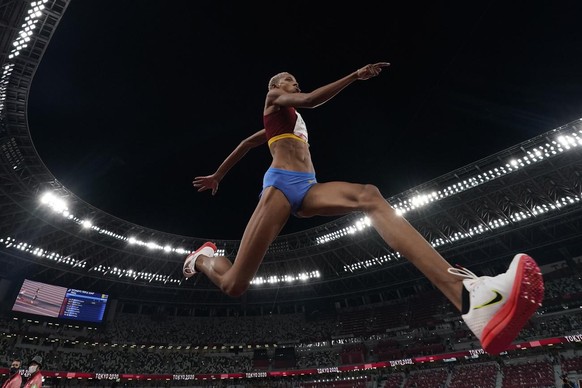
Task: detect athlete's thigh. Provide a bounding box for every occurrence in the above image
[298,181,367,218]
[229,186,291,282]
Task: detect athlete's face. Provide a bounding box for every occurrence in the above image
[277,74,300,93]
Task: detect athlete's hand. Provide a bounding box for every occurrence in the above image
[356,62,390,80]
[193,174,220,196]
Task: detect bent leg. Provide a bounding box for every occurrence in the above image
[299,181,463,310]
[195,186,291,297]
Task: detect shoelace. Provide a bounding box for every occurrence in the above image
[447,264,478,280]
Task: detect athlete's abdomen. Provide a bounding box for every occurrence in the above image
[269,138,314,173]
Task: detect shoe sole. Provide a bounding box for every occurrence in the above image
[481,254,544,354]
[183,242,217,278]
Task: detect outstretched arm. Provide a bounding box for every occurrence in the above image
[270,62,390,109]
[193,129,267,195]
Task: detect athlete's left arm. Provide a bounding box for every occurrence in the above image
[193,129,266,195]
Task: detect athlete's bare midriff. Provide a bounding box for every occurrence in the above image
[269,138,314,173]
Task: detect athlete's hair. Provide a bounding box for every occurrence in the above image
[268,72,290,90]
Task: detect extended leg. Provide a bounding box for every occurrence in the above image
[300,181,544,354]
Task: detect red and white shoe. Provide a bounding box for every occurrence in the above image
[183,242,217,278]
[448,253,544,355]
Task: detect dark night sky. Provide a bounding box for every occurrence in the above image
[27,1,582,240]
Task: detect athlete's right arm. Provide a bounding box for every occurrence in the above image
[270,62,390,109]
[193,129,266,195]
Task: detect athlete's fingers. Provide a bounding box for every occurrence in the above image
[194,180,208,188]
[193,177,210,186]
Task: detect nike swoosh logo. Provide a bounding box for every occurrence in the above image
[473,290,503,309]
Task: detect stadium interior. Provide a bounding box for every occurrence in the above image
[1,1,582,387]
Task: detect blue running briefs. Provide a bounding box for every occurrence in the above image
[261,167,317,216]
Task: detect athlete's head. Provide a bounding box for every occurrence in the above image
[268,72,288,90]
[268,72,300,92]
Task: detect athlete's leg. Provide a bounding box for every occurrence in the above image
[298,181,463,310]
[299,181,544,355]
[194,187,291,297]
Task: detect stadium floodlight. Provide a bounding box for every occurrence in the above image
[3,1,44,65]
[146,241,160,250]
[1,236,86,268]
[38,192,197,256]
[40,192,68,213]
[316,216,372,245]
[250,270,320,286]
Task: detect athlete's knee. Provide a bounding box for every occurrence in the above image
[221,279,250,298]
[358,184,386,210]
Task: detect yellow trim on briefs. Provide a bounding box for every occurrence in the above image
[268,133,307,147]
